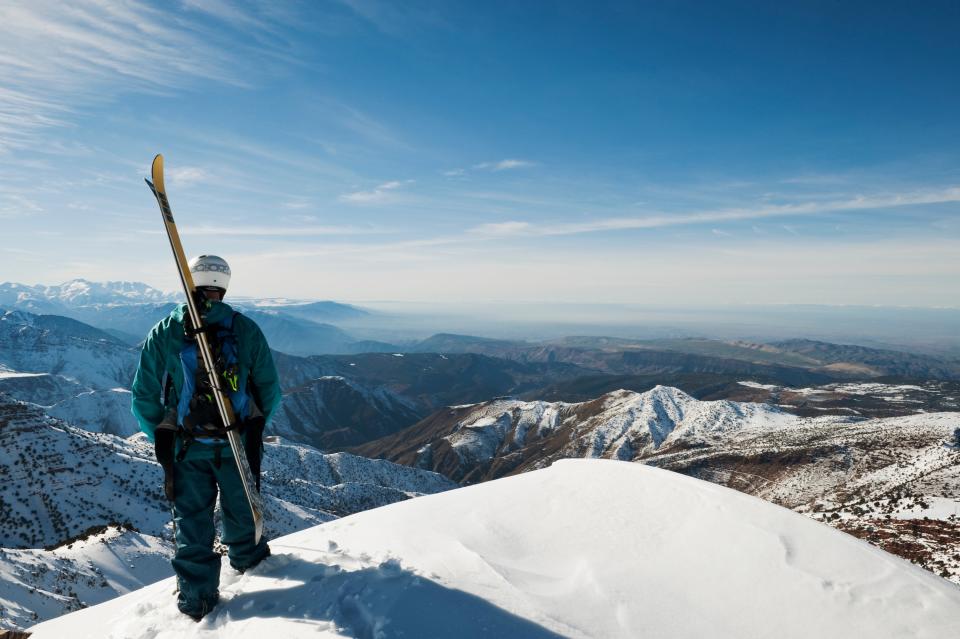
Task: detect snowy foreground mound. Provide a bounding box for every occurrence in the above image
[30,460,960,639]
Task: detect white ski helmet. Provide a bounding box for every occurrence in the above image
[189,255,231,293]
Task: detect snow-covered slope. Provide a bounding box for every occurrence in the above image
[28,459,960,638]
[0,309,137,391]
[0,525,172,630]
[0,309,140,436]
[0,369,87,406]
[46,388,139,437]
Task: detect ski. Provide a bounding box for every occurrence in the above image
[145,153,265,544]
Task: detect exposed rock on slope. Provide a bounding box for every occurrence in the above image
[352,386,794,483]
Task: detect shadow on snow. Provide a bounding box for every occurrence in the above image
[215,552,569,639]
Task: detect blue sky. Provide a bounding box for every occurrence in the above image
[1,0,958,306]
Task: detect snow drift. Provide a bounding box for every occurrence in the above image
[29,459,960,638]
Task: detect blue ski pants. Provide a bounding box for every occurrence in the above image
[171,450,269,608]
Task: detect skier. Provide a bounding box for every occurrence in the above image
[131,254,282,621]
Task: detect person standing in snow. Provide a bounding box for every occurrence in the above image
[131,255,282,621]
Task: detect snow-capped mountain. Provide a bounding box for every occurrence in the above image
[354,385,796,482]
[354,385,960,584]
[27,460,960,638]
[0,280,179,310]
[0,394,455,629]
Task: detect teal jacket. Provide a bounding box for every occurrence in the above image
[131,301,282,460]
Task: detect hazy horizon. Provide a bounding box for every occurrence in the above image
[4,276,959,354]
[266,298,960,356]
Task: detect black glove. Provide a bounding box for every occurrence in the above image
[243,415,266,492]
[155,425,177,502]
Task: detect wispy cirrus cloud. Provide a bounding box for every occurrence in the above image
[340,179,414,203]
[180,0,283,34]
[441,159,536,180]
[237,234,468,263]
[333,103,410,149]
[332,0,451,37]
[0,1,291,154]
[166,166,211,187]
[473,159,537,171]
[468,186,960,237]
[780,174,850,185]
[0,192,43,218]
[471,221,533,235]
[282,199,312,210]
[141,223,388,237]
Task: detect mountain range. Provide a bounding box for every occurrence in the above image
[412,333,960,382]
[0,280,375,356]
[2,280,959,633]
[4,297,959,452]
[0,280,179,312]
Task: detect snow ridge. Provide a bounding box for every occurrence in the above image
[27,459,960,639]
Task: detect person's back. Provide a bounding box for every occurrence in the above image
[130,255,281,621]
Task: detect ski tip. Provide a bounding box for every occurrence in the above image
[151,154,165,193]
